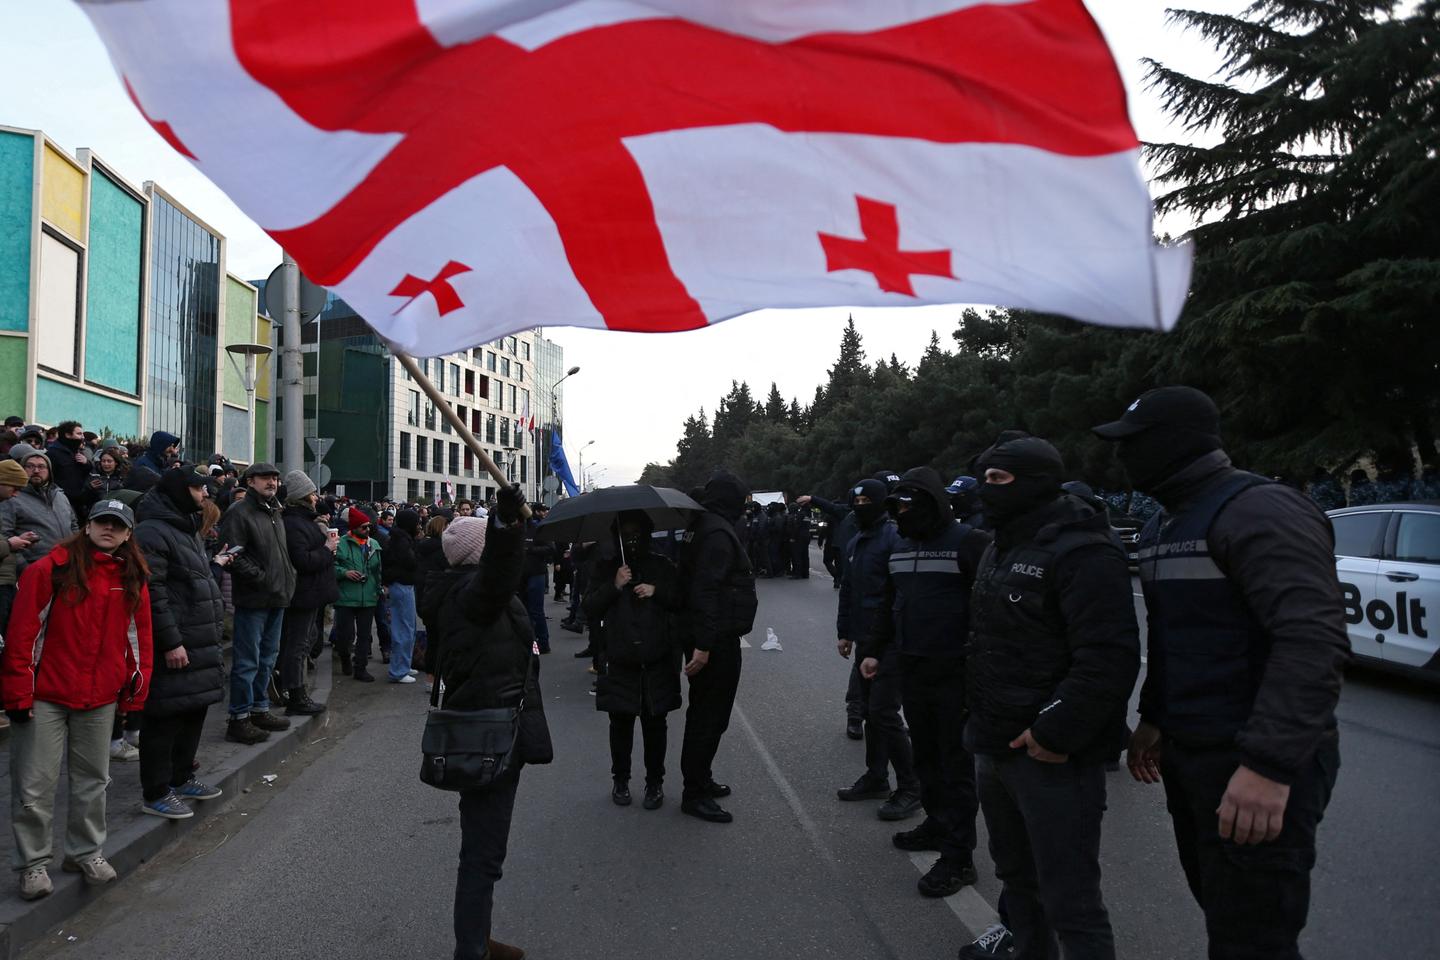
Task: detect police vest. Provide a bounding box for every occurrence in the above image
[887,520,976,658]
[1138,471,1270,743]
[967,508,1116,729]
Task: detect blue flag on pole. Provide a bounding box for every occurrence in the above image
[548,428,580,498]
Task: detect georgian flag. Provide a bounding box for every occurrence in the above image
[82,0,1191,355]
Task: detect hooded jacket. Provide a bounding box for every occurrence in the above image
[46,437,92,510]
[585,547,684,716]
[681,471,757,651]
[334,532,383,607]
[218,488,296,609]
[134,483,225,716]
[132,430,179,476]
[965,493,1140,759]
[860,467,989,662]
[283,501,341,608]
[0,453,78,572]
[1,544,153,713]
[382,509,420,586]
[837,515,901,646]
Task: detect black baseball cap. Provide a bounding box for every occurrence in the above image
[1092,386,1220,441]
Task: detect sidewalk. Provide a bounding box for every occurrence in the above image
[0,657,334,959]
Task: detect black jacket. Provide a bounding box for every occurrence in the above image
[134,488,225,717]
[383,528,419,585]
[46,439,91,511]
[965,494,1140,760]
[283,503,340,608]
[681,472,757,652]
[585,550,684,716]
[220,492,296,609]
[415,535,450,628]
[1140,450,1349,785]
[837,519,900,644]
[522,517,556,579]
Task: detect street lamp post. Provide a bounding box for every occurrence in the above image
[577,440,596,493]
[224,342,273,465]
[542,365,581,504]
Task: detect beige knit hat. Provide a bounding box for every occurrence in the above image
[0,458,26,487]
[441,516,488,566]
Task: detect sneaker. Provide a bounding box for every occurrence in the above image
[878,788,923,821]
[958,923,1015,959]
[837,774,891,801]
[109,738,140,762]
[225,717,270,745]
[18,866,51,900]
[892,819,943,852]
[642,784,664,810]
[612,780,632,806]
[249,711,291,732]
[917,858,977,898]
[680,796,732,823]
[388,674,418,684]
[408,668,420,677]
[63,855,117,886]
[142,792,195,819]
[353,669,376,683]
[173,779,223,801]
[123,729,141,748]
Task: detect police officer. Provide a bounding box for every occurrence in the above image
[764,501,787,578]
[859,467,989,898]
[785,502,812,579]
[836,479,921,820]
[947,475,985,528]
[965,432,1139,960]
[1093,387,1349,960]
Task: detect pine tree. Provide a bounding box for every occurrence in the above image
[1146,0,1440,476]
[713,380,760,440]
[764,382,788,422]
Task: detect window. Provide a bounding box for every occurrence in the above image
[37,230,82,377]
[449,363,460,395]
[471,409,482,434]
[416,437,428,471]
[478,375,489,400]
[500,418,510,446]
[508,383,517,413]
[424,480,435,503]
[515,364,524,383]
[520,455,527,484]
[486,352,497,372]
[471,348,483,363]
[1395,512,1440,564]
[441,411,451,435]
[507,336,517,354]
[521,341,530,361]
[464,448,474,472]
[1331,512,1387,559]
[399,432,411,468]
[465,369,475,395]
[485,414,496,443]
[408,390,420,426]
[500,357,510,378]
[407,478,419,503]
[424,401,436,431]
[434,361,444,393]
[433,439,443,473]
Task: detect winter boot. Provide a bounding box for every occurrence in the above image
[225,716,270,745]
[285,688,326,716]
[249,711,291,732]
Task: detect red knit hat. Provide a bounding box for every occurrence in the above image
[348,507,373,531]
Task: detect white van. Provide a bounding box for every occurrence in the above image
[1327,502,1439,676]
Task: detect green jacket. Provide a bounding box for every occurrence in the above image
[334,534,383,607]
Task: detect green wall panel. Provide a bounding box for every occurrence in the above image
[0,337,27,418]
[252,398,269,466]
[84,170,144,393]
[35,376,140,438]
[223,277,255,406]
[0,132,34,333]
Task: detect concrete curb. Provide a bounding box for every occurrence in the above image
[0,659,334,959]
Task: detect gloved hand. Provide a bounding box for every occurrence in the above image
[6,709,32,725]
[495,486,526,525]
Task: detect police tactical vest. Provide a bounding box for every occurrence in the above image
[967,509,1116,728]
[1138,471,1271,743]
[887,520,976,658]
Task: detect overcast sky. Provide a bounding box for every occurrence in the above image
[2,1,1243,486]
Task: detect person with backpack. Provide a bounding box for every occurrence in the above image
[1,501,153,900]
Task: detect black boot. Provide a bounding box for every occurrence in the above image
[224,717,270,745]
[285,688,326,716]
[249,711,291,732]
[612,780,632,806]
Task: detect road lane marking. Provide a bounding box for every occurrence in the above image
[907,852,1001,934]
[732,703,905,960]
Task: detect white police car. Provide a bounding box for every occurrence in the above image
[1327,502,1439,676]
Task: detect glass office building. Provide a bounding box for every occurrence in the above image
[146,191,220,458]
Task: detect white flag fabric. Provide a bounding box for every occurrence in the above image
[82,0,1191,355]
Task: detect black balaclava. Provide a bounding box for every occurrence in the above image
[976,431,1065,529]
[894,497,938,541]
[699,469,748,526]
[848,478,888,529]
[617,510,654,559]
[58,434,83,453]
[157,466,203,518]
[1117,426,1223,493]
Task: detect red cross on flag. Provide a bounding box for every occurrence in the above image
[84,0,1191,354]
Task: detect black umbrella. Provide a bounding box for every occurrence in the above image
[534,485,704,561]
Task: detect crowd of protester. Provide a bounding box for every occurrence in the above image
[0,418,498,902]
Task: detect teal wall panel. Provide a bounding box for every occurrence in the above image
[0,337,27,418]
[35,376,140,438]
[85,170,143,394]
[0,131,34,333]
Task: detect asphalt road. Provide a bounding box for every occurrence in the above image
[26,557,1440,960]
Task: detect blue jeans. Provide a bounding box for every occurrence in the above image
[524,574,549,651]
[387,583,417,680]
[231,606,285,717]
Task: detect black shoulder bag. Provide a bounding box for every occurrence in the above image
[419,658,532,792]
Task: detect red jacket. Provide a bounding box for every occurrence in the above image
[1,546,153,712]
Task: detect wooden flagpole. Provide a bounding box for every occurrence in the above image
[392,350,531,519]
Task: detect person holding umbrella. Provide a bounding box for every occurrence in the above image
[583,511,684,810]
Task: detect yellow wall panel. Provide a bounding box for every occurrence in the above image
[41,145,85,241]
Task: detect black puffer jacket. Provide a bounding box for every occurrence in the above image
[585,550,683,716]
[134,485,225,717]
[283,502,339,608]
[383,510,420,586]
[415,535,450,624]
[219,492,296,608]
[680,470,757,652]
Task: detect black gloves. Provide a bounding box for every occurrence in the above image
[6,709,32,725]
[495,486,526,525]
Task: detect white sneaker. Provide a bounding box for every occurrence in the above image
[63,855,117,886]
[407,669,419,677]
[109,739,140,762]
[18,866,51,900]
[389,674,418,684]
